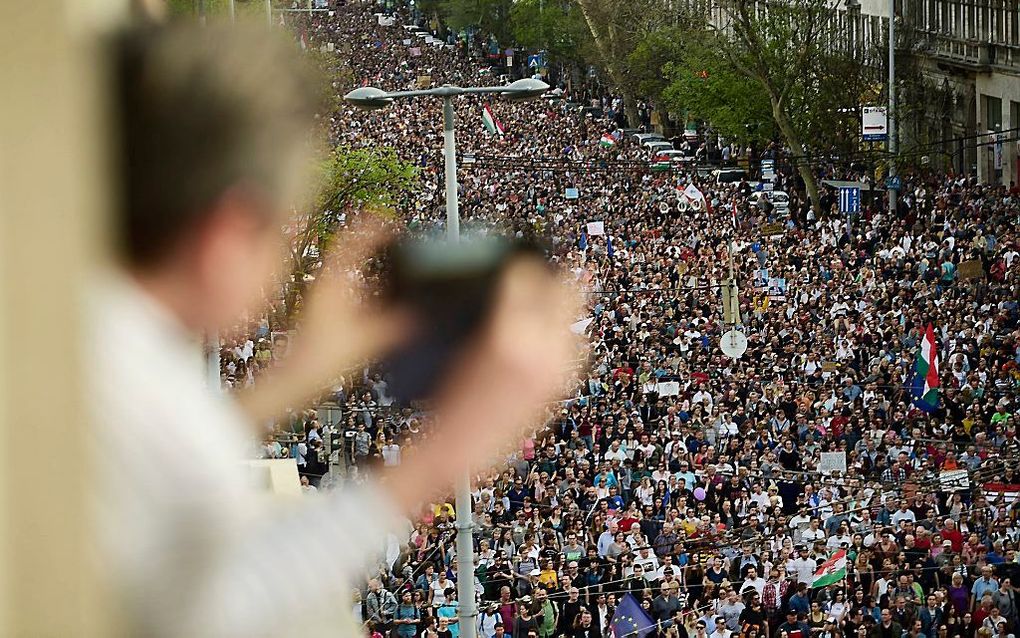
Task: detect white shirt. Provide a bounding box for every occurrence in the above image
[90,276,402,637]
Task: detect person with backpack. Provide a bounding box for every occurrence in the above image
[366,579,398,636]
[394,590,422,638]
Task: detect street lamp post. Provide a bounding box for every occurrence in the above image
[888,0,897,213]
[345,78,549,638]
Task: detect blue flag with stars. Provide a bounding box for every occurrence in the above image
[611,592,655,638]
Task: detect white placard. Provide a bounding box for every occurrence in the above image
[940,469,970,492]
[586,221,605,236]
[655,382,681,396]
[818,452,847,474]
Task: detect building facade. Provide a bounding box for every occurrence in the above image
[851,0,1020,184]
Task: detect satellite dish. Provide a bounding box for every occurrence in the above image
[720,329,748,359]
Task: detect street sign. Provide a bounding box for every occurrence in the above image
[838,186,861,213]
[862,106,888,141]
[885,176,902,191]
[527,54,544,68]
[761,159,775,181]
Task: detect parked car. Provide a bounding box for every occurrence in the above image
[756,189,790,214]
[644,140,675,153]
[632,132,665,145]
[712,168,749,184]
[652,149,693,164]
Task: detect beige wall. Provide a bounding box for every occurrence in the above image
[0,1,122,635]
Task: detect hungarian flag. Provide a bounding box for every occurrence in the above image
[600,133,617,148]
[911,323,940,412]
[811,550,847,588]
[482,104,504,136]
[650,154,671,171]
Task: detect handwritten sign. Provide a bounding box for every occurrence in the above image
[415,75,432,89]
[760,222,785,236]
[586,221,605,236]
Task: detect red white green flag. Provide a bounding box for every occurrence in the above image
[811,550,847,588]
[911,323,940,412]
[600,133,617,148]
[482,104,504,136]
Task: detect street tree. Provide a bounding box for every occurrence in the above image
[283,146,418,318]
[703,0,856,212]
[572,0,679,127]
[510,0,590,63]
[661,35,776,144]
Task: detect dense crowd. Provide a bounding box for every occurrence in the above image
[224,2,1020,637]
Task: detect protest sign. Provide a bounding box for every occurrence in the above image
[819,452,847,474]
[656,382,681,397]
[939,470,970,492]
[959,259,984,280]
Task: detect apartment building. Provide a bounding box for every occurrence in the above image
[848,0,1020,184]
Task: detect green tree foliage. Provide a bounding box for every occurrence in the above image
[626,26,689,107]
[284,146,418,316]
[700,0,865,211]
[439,0,514,43]
[661,36,776,143]
[510,0,590,62]
[572,0,678,126]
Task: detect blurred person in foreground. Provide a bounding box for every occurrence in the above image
[91,21,579,637]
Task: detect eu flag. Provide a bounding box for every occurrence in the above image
[610,593,655,638]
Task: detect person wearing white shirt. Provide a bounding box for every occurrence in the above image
[800,518,826,544]
[788,547,818,584]
[741,567,767,597]
[91,25,577,638]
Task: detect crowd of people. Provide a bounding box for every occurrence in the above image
[225,2,1020,637]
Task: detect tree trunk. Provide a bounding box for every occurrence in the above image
[574,0,640,127]
[622,92,640,128]
[769,94,821,214]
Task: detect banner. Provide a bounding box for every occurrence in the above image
[655,382,681,397]
[984,483,1020,505]
[959,259,984,280]
[586,221,605,236]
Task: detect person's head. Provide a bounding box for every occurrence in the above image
[114,22,316,332]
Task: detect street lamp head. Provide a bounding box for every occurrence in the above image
[502,78,550,102]
[344,86,394,111]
